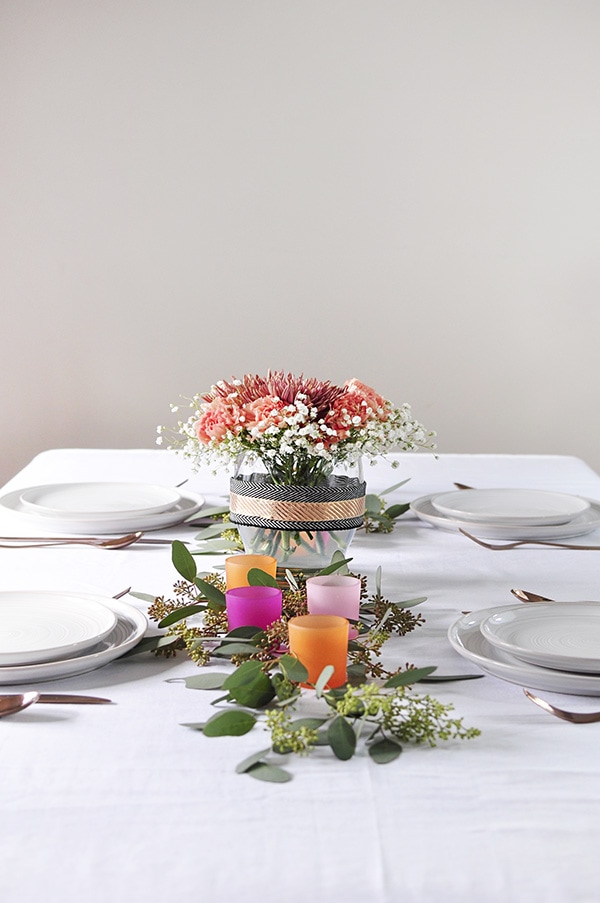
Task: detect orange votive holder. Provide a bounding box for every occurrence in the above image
[225,553,277,589]
[287,614,349,689]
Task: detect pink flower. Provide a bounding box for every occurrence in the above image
[344,379,388,415]
[195,398,242,444]
[243,396,287,433]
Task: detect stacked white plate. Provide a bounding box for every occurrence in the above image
[449,602,600,696]
[0,481,205,534]
[0,590,147,684]
[410,488,600,540]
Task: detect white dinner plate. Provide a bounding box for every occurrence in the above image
[0,489,205,534]
[431,488,589,526]
[410,494,600,540]
[448,606,600,696]
[0,591,117,665]
[480,603,600,673]
[20,482,182,518]
[0,594,147,684]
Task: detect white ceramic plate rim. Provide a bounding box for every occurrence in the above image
[410,494,600,540]
[19,482,182,518]
[448,606,600,696]
[480,603,600,672]
[431,489,589,526]
[0,591,117,665]
[0,489,205,534]
[0,594,147,684]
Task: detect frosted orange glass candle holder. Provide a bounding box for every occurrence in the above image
[288,614,349,689]
[225,553,277,589]
[226,585,283,631]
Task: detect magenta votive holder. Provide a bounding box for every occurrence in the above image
[226,585,283,631]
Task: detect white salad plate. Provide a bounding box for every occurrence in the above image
[480,603,600,673]
[0,591,117,665]
[0,594,147,684]
[0,489,205,534]
[431,489,589,526]
[19,482,182,519]
[448,606,600,696]
[410,494,600,540]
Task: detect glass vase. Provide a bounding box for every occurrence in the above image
[229,458,366,572]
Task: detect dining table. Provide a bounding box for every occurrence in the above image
[2,447,600,903]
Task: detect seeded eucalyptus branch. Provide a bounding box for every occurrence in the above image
[130,542,480,781]
[182,657,480,782]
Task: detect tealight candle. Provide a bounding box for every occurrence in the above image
[226,585,282,631]
[288,614,349,689]
[225,553,277,589]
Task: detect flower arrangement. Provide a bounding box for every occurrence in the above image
[159,371,436,487]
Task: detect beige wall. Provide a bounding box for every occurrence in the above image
[2,1,600,485]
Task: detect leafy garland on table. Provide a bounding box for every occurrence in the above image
[132,538,480,783]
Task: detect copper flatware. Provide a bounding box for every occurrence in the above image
[523,689,600,724]
[0,534,181,547]
[453,482,474,490]
[0,692,113,716]
[511,588,555,603]
[0,532,144,549]
[459,529,600,551]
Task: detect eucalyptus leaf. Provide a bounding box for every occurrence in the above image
[192,539,241,554]
[119,635,180,657]
[316,557,353,576]
[369,738,403,764]
[158,604,205,628]
[221,660,264,686]
[202,708,257,737]
[181,722,206,731]
[225,626,263,640]
[128,591,156,604]
[247,567,279,588]
[246,762,292,783]
[191,504,230,519]
[364,493,384,514]
[384,503,410,519]
[193,522,233,540]
[328,716,357,760]
[420,673,484,682]
[347,662,368,685]
[183,673,229,690]
[194,576,226,609]
[314,665,335,697]
[172,539,197,582]
[384,666,437,687]
[392,595,428,609]
[278,653,309,684]
[222,660,275,707]
[212,642,259,657]
[290,717,328,731]
[380,478,411,494]
[235,748,273,774]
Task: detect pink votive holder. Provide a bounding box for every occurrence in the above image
[226,585,283,631]
[306,575,361,638]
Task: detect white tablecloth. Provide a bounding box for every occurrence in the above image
[2,449,600,903]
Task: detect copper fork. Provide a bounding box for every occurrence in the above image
[459,529,600,551]
[523,689,600,723]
